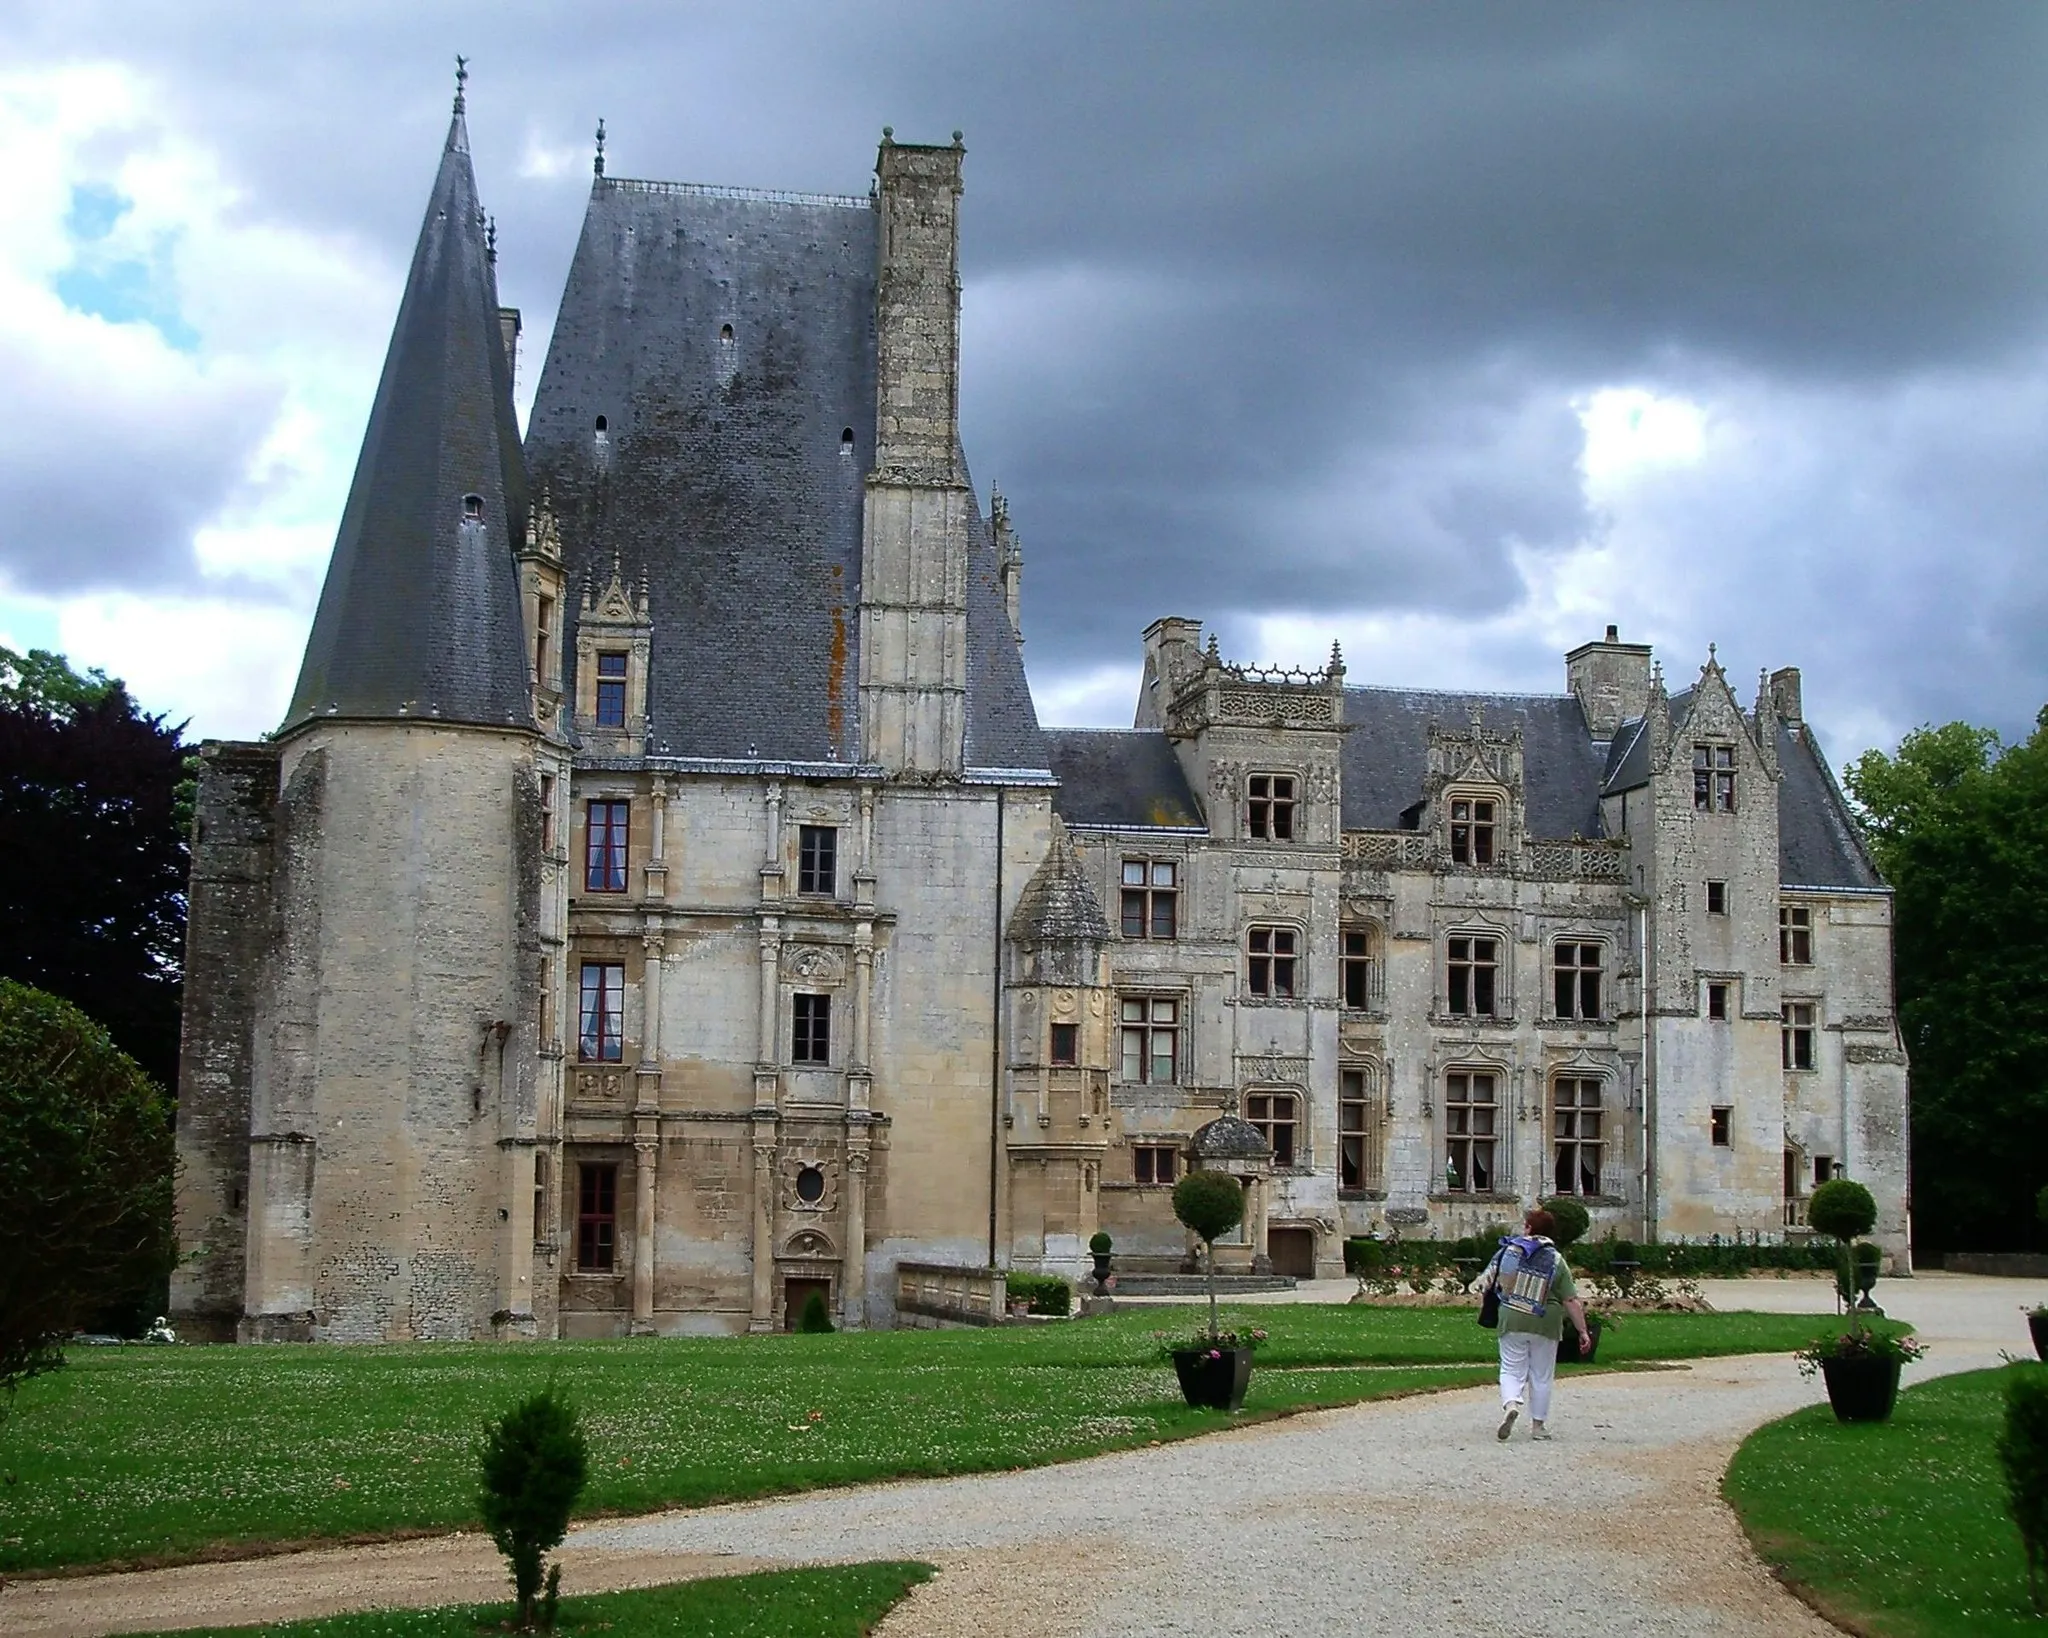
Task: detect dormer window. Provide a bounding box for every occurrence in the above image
[1449,796,1496,866]
[1693,743,1737,812]
[461,493,484,522]
[1247,774,1295,841]
[595,652,628,727]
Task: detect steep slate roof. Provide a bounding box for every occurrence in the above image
[1042,730,1206,829]
[523,176,1044,770]
[286,103,532,732]
[1340,687,1606,838]
[961,469,1048,770]
[1778,722,1885,890]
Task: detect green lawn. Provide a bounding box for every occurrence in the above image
[1,1303,1885,1577]
[1725,1364,2037,1636]
[117,1562,935,1638]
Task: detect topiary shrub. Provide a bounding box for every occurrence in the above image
[1089,1230,1113,1256]
[1172,1169,1245,1342]
[2001,1367,2048,1614]
[1538,1196,1591,1248]
[478,1382,589,1630]
[1808,1179,1877,1242]
[1451,1237,1477,1261]
[1612,1239,1637,1261]
[2037,1184,2048,1230]
[1004,1272,1072,1316]
[796,1290,834,1333]
[1343,1236,1385,1276]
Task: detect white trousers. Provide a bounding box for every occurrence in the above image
[1497,1331,1559,1421]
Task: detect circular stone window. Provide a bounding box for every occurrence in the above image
[795,1165,826,1205]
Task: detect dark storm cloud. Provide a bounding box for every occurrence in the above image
[5,2,2044,739]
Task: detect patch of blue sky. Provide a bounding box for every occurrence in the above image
[55,183,200,352]
[64,182,131,242]
[0,596,64,658]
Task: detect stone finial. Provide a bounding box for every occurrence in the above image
[454,55,468,115]
[485,215,496,263]
[1329,639,1345,677]
[1206,632,1222,663]
[594,118,606,177]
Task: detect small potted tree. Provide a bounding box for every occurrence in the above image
[1089,1230,1114,1294]
[1162,1170,1262,1410]
[1808,1178,1877,1315]
[1796,1320,1925,1422]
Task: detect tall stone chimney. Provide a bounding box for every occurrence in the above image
[858,130,970,774]
[1565,625,1655,740]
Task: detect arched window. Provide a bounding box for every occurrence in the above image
[1339,1064,1384,1192]
[1551,1076,1605,1196]
[1247,925,1298,999]
[1246,1090,1298,1167]
[1444,1069,1498,1193]
[1340,922,1381,1010]
[1447,791,1499,865]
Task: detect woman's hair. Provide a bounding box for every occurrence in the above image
[1524,1207,1558,1237]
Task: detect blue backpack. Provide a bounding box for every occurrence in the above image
[1492,1235,1560,1318]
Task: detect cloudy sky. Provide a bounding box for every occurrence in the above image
[2,4,2043,766]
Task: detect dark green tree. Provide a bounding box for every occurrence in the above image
[0,980,176,1400]
[2001,1367,2048,1614]
[0,646,190,1097]
[1537,1196,1591,1248]
[478,1382,590,1629]
[1847,711,2048,1252]
[1171,1169,1245,1343]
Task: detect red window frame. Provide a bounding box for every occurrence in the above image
[585,800,628,892]
[576,1162,617,1271]
[578,962,624,1062]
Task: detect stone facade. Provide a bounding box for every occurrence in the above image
[172,115,1909,1345]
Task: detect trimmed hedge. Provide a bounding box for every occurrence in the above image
[1004,1272,1072,1316]
[1570,1236,1839,1276]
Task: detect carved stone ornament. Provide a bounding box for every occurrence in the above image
[1844,1044,1909,1065]
[780,1153,840,1214]
[1385,1206,1429,1228]
[782,1226,836,1259]
[580,1069,626,1101]
[1238,1055,1309,1085]
[782,945,847,986]
[1053,989,1077,1018]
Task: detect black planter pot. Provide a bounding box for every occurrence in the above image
[1611,1259,1640,1295]
[1557,1319,1603,1365]
[2029,1312,2048,1362]
[1172,1346,1254,1411]
[1091,1252,1112,1294]
[1818,1354,1901,1423]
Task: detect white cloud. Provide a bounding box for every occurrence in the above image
[1028,661,1142,728]
[56,593,306,738]
[0,61,395,735]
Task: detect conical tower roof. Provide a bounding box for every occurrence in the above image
[284,94,532,732]
[1007,820,1112,946]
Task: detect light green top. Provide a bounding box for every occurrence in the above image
[1498,1252,1578,1342]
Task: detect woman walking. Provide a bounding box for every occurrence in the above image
[1480,1207,1591,1441]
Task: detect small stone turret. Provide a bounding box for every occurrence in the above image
[1004,821,1114,1275]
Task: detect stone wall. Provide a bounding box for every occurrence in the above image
[170,741,282,1340]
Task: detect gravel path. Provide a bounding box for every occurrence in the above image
[4,1273,2029,1638]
